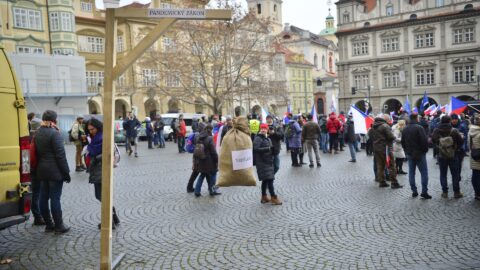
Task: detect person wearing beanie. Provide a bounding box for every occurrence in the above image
[286,114,303,167]
[249,114,261,141]
[34,110,71,233]
[254,123,282,205]
[432,115,464,198]
[468,114,480,201]
[70,114,86,172]
[302,114,321,168]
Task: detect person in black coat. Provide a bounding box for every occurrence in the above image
[254,124,282,205]
[34,110,70,233]
[267,115,284,174]
[86,118,121,229]
[401,114,431,199]
[193,124,220,197]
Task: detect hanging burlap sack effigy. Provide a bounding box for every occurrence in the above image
[217,116,256,187]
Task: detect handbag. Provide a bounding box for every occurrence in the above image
[470,135,480,161]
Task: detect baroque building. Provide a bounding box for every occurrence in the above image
[335,0,480,114]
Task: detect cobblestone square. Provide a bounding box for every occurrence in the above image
[1,142,480,269]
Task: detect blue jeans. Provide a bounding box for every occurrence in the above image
[438,156,461,193]
[177,136,185,152]
[194,172,216,194]
[320,133,329,153]
[347,142,356,161]
[273,154,280,174]
[407,154,429,194]
[40,181,64,219]
[158,130,165,147]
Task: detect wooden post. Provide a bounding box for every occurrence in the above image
[100,8,116,270]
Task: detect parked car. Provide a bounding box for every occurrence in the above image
[0,44,32,229]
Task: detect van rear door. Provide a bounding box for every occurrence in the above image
[0,48,27,229]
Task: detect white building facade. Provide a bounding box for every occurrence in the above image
[336,0,480,114]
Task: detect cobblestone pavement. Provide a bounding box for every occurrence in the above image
[1,141,480,270]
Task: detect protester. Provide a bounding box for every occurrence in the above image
[451,113,467,179]
[297,115,306,165]
[267,115,284,174]
[344,114,357,162]
[338,111,346,151]
[220,115,234,145]
[175,114,187,153]
[35,110,71,233]
[123,112,141,157]
[302,114,321,168]
[401,114,431,199]
[186,122,206,193]
[249,114,261,141]
[29,116,43,225]
[71,115,87,171]
[287,115,302,167]
[193,124,220,197]
[468,114,480,201]
[145,117,154,149]
[432,115,464,198]
[254,123,282,205]
[318,115,329,153]
[367,114,403,189]
[392,120,407,174]
[326,112,341,154]
[86,118,120,229]
[154,115,166,148]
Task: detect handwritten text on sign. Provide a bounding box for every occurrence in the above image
[231,149,253,171]
[148,9,206,19]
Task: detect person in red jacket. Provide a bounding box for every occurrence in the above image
[326,112,341,154]
[176,114,187,153]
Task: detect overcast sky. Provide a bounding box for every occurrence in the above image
[95,0,337,34]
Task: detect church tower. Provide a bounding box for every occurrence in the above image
[246,0,283,35]
[319,9,337,43]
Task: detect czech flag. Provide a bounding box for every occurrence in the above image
[404,96,412,115]
[310,103,318,122]
[420,91,429,112]
[351,105,374,134]
[448,96,467,115]
[423,104,436,115]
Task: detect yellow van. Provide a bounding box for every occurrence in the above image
[0,44,32,229]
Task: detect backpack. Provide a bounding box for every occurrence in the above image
[439,130,456,159]
[193,137,207,160]
[68,129,75,142]
[185,133,196,154]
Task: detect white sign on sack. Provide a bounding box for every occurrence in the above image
[148,9,206,19]
[231,149,253,171]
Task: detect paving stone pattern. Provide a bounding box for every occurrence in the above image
[1,142,480,269]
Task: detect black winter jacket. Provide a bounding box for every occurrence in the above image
[401,121,428,160]
[88,154,102,184]
[344,120,356,143]
[268,123,284,156]
[431,123,463,156]
[253,134,275,181]
[367,118,395,153]
[194,131,218,173]
[34,126,70,182]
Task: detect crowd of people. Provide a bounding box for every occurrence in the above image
[26,106,480,234]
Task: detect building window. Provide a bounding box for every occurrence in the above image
[343,13,350,23]
[354,74,369,89]
[86,71,104,87]
[81,1,92,12]
[257,4,262,14]
[416,68,435,85]
[163,37,175,52]
[383,72,400,88]
[50,12,73,32]
[191,71,203,87]
[117,36,124,52]
[415,32,434,48]
[353,41,368,56]
[436,0,444,7]
[386,5,394,16]
[17,46,44,54]
[78,36,104,53]
[453,27,475,44]
[142,69,158,87]
[52,48,74,55]
[382,37,399,52]
[314,54,318,68]
[454,65,475,83]
[116,74,125,87]
[165,71,180,87]
[13,7,42,30]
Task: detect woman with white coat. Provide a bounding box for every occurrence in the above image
[392,120,407,175]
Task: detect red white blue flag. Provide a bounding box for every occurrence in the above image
[448,96,467,115]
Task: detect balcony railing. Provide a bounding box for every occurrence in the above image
[21,79,95,97]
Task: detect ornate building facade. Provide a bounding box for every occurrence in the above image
[335,0,480,114]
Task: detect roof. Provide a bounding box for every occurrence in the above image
[274,43,313,66]
[280,25,334,47]
[319,27,337,36]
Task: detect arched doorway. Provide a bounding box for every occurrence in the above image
[355,100,372,114]
[115,99,129,120]
[168,98,180,113]
[456,95,475,102]
[234,106,246,117]
[144,98,159,119]
[251,105,262,117]
[415,97,437,112]
[88,99,100,115]
[316,98,325,115]
[383,99,403,114]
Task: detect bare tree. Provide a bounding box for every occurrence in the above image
[137,2,287,115]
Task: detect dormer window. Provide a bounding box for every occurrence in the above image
[386,4,394,16]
